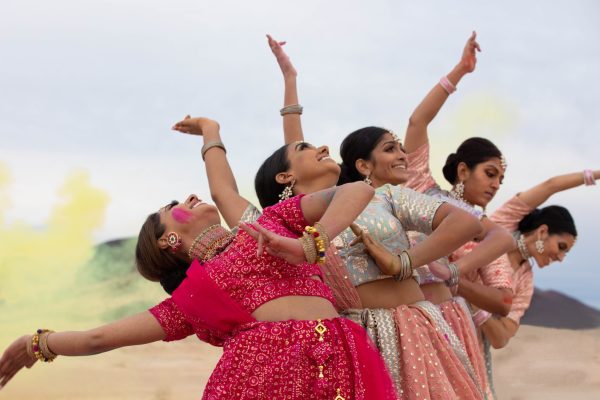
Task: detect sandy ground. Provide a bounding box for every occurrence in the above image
[1,325,598,399]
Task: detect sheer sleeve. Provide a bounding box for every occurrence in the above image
[149,298,195,342]
[490,195,535,232]
[385,184,444,234]
[405,142,438,193]
[506,265,534,324]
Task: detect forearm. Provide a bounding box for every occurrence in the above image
[202,126,249,228]
[480,316,518,349]
[518,170,600,208]
[404,64,469,152]
[408,206,482,267]
[454,223,513,275]
[46,312,166,356]
[302,182,374,238]
[282,76,304,144]
[458,280,512,316]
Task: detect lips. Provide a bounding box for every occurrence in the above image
[318,156,334,162]
[191,200,206,209]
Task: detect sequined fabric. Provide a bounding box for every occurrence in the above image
[336,184,443,286]
[490,195,536,324]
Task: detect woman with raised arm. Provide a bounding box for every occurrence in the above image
[480,169,598,349]
[403,32,514,399]
[0,118,399,400]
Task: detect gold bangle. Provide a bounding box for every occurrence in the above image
[280,104,303,116]
[31,329,57,362]
[201,141,226,161]
[299,233,317,264]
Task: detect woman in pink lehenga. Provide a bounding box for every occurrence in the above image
[0,117,398,400]
[402,32,515,399]
[179,36,488,399]
[475,169,597,387]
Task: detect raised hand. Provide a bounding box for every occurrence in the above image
[240,222,306,265]
[266,34,297,79]
[459,31,481,73]
[171,116,220,136]
[0,335,37,389]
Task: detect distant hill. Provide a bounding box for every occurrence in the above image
[521,287,600,329]
[92,239,600,329]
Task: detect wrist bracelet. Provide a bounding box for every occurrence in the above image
[280,104,303,116]
[201,141,226,161]
[31,329,57,362]
[583,169,596,186]
[472,310,492,326]
[394,250,413,281]
[439,76,457,94]
[445,262,460,287]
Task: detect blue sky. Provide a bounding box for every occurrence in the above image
[1,0,599,307]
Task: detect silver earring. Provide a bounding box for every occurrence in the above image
[278,180,295,202]
[535,239,545,254]
[450,181,465,200]
[364,174,372,186]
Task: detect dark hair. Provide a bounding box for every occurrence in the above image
[518,205,577,237]
[442,137,502,184]
[135,212,189,294]
[338,127,388,185]
[255,144,290,208]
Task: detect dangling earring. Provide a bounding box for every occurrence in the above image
[278,179,295,202]
[364,174,372,186]
[535,238,545,254]
[166,232,182,254]
[450,181,465,200]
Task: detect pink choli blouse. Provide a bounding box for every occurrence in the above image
[490,195,535,324]
[405,142,512,289]
[149,195,335,344]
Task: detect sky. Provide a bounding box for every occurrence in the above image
[1,0,599,307]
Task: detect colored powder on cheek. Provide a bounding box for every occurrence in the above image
[172,208,193,224]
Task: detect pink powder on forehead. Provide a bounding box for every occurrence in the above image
[172,208,193,224]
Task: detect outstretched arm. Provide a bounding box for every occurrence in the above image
[267,34,304,144]
[457,278,513,316]
[517,169,599,209]
[0,312,165,389]
[404,31,480,153]
[172,116,251,228]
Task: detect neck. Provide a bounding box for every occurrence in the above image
[295,179,336,196]
[188,225,234,262]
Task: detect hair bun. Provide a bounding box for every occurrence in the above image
[442,153,459,183]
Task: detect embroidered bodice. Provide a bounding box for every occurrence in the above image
[149,196,335,344]
[491,195,536,324]
[335,184,443,286]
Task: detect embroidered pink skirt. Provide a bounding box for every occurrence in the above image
[202,318,397,400]
[344,304,483,400]
[438,298,491,399]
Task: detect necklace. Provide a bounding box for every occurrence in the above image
[188,225,235,262]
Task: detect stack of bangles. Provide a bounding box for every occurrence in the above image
[26,329,57,363]
[439,76,456,94]
[583,169,596,186]
[472,310,492,327]
[393,250,413,281]
[299,222,329,264]
[445,262,460,287]
[280,104,303,116]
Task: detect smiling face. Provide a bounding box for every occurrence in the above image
[526,227,576,268]
[157,194,221,253]
[460,157,505,207]
[356,133,408,187]
[281,141,341,191]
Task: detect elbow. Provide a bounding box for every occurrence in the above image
[355,181,375,201]
[489,335,510,349]
[468,216,484,239]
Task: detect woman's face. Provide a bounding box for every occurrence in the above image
[527,229,576,268]
[158,194,220,243]
[366,133,409,187]
[286,141,340,189]
[461,158,505,207]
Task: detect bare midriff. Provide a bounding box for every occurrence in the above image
[420,282,453,304]
[356,277,425,309]
[252,275,339,321]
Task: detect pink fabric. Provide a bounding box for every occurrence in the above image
[491,195,536,324]
[322,247,363,311]
[202,318,396,400]
[405,142,438,194]
[438,299,490,399]
[455,244,513,290]
[398,305,483,399]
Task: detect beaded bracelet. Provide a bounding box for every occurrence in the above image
[583,169,596,186]
[280,104,303,116]
[304,224,328,264]
[201,141,226,161]
[439,76,457,94]
[31,329,57,362]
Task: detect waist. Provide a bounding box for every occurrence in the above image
[356,277,425,308]
[253,295,339,321]
[420,282,453,304]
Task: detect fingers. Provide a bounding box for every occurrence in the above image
[257,230,265,257]
[239,222,259,241]
[349,223,363,237]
